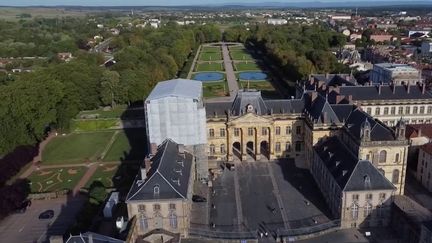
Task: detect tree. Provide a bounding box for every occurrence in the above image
[100,70,120,107]
[88,181,107,205]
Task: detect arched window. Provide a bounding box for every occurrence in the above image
[139,214,148,230]
[392,169,400,184]
[364,203,372,217]
[169,212,178,229]
[351,203,359,220]
[209,144,215,155]
[220,144,226,154]
[153,185,160,195]
[379,150,387,163]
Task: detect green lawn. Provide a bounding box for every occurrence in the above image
[203,82,229,98]
[230,50,254,61]
[201,46,221,53]
[196,62,224,72]
[200,52,222,61]
[71,119,119,132]
[28,167,86,193]
[103,129,148,162]
[42,131,115,164]
[239,81,275,91]
[76,106,144,119]
[234,62,261,71]
[85,164,119,189]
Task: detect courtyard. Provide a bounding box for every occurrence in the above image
[191,160,333,236]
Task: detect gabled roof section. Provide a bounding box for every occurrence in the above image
[146,79,202,101]
[339,85,432,101]
[126,139,193,202]
[306,94,341,124]
[344,107,396,141]
[205,101,232,118]
[231,90,268,116]
[344,160,395,192]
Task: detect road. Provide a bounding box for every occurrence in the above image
[221,42,239,98]
[0,195,85,243]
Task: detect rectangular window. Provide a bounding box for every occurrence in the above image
[366,194,373,200]
[428,106,432,114]
[296,126,301,135]
[406,106,411,114]
[384,107,389,115]
[209,129,214,137]
[295,141,301,152]
[352,194,359,201]
[262,127,268,136]
[286,126,291,135]
[220,128,225,137]
[138,204,146,212]
[275,126,281,135]
[275,142,281,152]
[413,106,418,114]
[379,193,386,200]
[391,107,396,115]
[285,142,291,152]
[153,204,161,211]
[220,144,226,153]
[367,108,372,114]
[375,107,380,115]
[169,203,176,210]
[234,128,240,137]
[420,106,425,114]
[248,127,254,136]
[398,107,403,114]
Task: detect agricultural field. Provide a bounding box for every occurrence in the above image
[28,167,86,193]
[42,131,115,164]
[234,62,261,71]
[103,128,148,162]
[196,62,224,72]
[202,82,229,98]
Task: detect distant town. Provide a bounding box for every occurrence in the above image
[1,3,432,243]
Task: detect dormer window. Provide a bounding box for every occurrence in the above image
[153,185,160,195]
[246,104,254,112]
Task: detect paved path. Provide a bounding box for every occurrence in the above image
[267,163,290,229]
[233,163,244,227]
[19,133,56,179]
[73,163,98,195]
[100,130,119,160]
[221,42,239,97]
[187,45,202,79]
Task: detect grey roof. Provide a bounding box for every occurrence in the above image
[126,139,193,202]
[311,74,356,87]
[146,79,202,101]
[314,136,359,189]
[205,90,305,117]
[344,160,395,191]
[339,85,432,101]
[314,137,395,192]
[306,94,341,124]
[344,107,396,141]
[66,232,124,243]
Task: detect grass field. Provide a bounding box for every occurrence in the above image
[0,7,88,20]
[103,129,148,162]
[71,119,119,132]
[200,52,222,61]
[234,62,261,71]
[239,81,275,91]
[203,82,229,98]
[42,131,115,164]
[230,50,254,61]
[196,62,224,72]
[201,46,221,53]
[85,164,119,189]
[28,167,86,193]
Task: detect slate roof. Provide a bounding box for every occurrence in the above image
[305,94,341,124]
[65,232,124,243]
[344,160,395,192]
[205,90,305,117]
[126,139,193,202]
[338,85,432,101]
[314,137,395,192]
[146,79,202,101]
[310,74,356,87]
[344,107,396,141]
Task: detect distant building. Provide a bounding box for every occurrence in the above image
[330,15,351,21]
[126,139,194,238]
[421,41,432,57]
[369,34,392,43]
[409,30,430,38]
[416,143,432,192]
[267,18,287,25]
[370,63,422,86]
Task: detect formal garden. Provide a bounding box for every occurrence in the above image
[28,167,86,193]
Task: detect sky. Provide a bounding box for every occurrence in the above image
[0,0,407,7]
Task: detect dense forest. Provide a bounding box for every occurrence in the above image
[224,24,348,80]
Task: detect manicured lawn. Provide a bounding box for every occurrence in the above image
[28,167,86,193]
[201,46,221,53]
[71,119,119,132]
[85,164,119,189]
[200,51,222,61]
[103,129,148,162]
[77,106,144,119]
[42,131,115,164]
[196,62,224,72]
[230,50,254,60]
[203,82,229,98]
[239,81,275,91]
[234,62,261,71]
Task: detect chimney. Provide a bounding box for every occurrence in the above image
[392,84,396,94]
[177,144,185,155]
[378,85,382,95]
[88,233,93,243]
[418,128,422,137]
[150,143,158,156]
[140,167,147,181]
[336,95,344,104]
[407,83,410,94]
[325,73,329,79]
[311,91,318,102]
[323,112,328,123]
[422,83,426,94]
[144,156,151,171]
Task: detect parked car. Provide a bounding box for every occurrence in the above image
[39,210,54,220]
[192,195,207,202]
